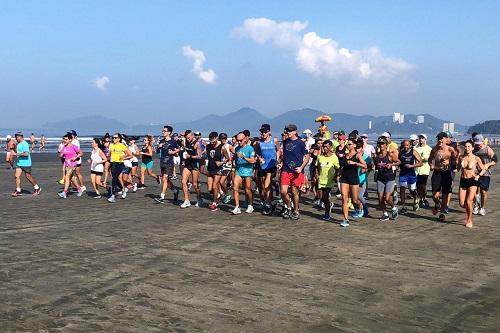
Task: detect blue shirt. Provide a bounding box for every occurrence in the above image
[157,138,179,165]
[235,144,255,177]
[358,153,372,185]
[16,140,31,167]
[282,138,308,173]
[258,137,277,170]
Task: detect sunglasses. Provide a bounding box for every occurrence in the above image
[377,142,386,145]
[113,137,119,139]
[237,139,245,143]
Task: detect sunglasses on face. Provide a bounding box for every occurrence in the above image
[113,137,119,139]
[237,139,245,143]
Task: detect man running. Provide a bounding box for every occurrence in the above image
[179,130,203,208]
[5,135,16,169]
[206,131,229,211]
[428,132,458,222]
[472,134,497,215]
[155,126,180,204]
[278,124,310,221]
[11,132,42,196]
[70,130,85,192]
[232,132,256,214]
[257,124,279,215]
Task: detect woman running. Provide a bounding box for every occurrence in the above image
[374,137,401,221]
[102,133,111,186]
[128,136,140,189]
[458,140,485,228]
[218,133,233,204]
[88,138,108,198]
[58,133,83,198]
[139,135,158,189]
[108,133,132,203]
[338,138,367,227]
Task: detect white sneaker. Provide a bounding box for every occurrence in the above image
[231,207,241,215]
[246,205,254,213]
[107,195,116,203]
[180,200,191,208]
[479,208,486,216]
[133,183,138,192]
[195,197,203,207]
[121,190,127,199]
[473,205,479,215]
[81,185,86,192]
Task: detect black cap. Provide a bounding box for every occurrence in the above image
[70,130,77,136]
[284,124,298,132]
[218,132,228,139]
[436,132,447,140]
[15,132,23,137]
[259,123,271,132]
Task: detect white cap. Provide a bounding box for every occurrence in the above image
[303,129,312,135]
[6,135,12,139]
[409,134,418,141]
[418,133,427,139]
[381,132,391,138]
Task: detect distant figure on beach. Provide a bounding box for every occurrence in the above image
[5,135,16,170]
[29,133,36,152]
[472,134,497,216]
[11,132,42,197]
[39,134,46,151]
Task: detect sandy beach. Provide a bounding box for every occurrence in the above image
[1,153,499,332]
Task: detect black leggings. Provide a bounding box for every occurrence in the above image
[111,162,124,195]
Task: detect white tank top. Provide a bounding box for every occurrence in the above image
[90,149,104,172]
[129,144,139,163]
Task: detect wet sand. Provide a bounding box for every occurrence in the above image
[1,153,499,332]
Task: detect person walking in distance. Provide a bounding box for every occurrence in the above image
[278,124,310,221]
[472,134,497,216]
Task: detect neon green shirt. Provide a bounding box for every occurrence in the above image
[316,154,340,189]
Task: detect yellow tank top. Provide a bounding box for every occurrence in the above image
[109,143,127,162]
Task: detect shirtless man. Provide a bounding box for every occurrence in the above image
[30,133,36,152]
[428,132,458,222]
[5,135,16,169]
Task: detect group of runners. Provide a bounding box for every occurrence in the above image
[4,124,497,228]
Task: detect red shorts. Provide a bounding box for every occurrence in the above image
[281,171,305,187]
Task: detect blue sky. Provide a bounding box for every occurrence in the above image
[1,0,499,127]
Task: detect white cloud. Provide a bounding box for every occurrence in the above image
[233,18,415,85]
[182,46,217,84]
[93,76,110,91]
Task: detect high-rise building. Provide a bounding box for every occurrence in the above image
[448,122,455,133]
[368,121,372,129]
[443,123,449,132]
[393,112,404,124]
[416,115,425,124]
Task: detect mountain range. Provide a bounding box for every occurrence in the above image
[30,108,468,136]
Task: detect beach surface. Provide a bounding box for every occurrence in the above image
[1,153,499,332]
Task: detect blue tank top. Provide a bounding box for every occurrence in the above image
[400,148,416,176]
[258,137,277,170]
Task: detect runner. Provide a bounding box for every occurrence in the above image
[257,124,279,215]
[102,133,111,186]
[58,133,83,198]
[194,131,207,176]
[128,136,140,189]
[357,144,373,217]
[5,135,16,170]
[374,137,400,221]
[398,139,423,214]
[428,132,458,222]
[206,132,228,211]
[179,130,202,208]
[70,130,85,192]
[88,138,108,198]
[315,140,340,221]
[338,138,367,227]
[29,133,36,152]
[155,126,180,204]
[11,132,42,197]
[458,140,485,228]
[107,133,132,203]
[415,134,432,208]
[138,135,159,189]
[472,134,497,215]
[218,133,233,204]
[278,124,310,220]
[231,132,256,214]
[39,134,46,151]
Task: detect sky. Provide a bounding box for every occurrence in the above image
[1,0,499,128]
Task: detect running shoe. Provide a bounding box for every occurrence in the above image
[11,191,23,197]
[472,204,479,215]
[400,207,407,215]
[321,214,331,221]
[231,206,241,215]
[262,204,271,215]
[195,196,203,207]
[171,175,177,180]
[57,179,64,185]
[173,188,179,202]
[76,189,83,197]
[180,200,191,208]
[246,205,254,213]
[432,202,441,215]
[290,211,300,221]
[94,194,102,199]
[188,182,193,190]
[443,208,449,214]
[479,208,486,216]
[379,213,390,221]
[121,188,127,199]
[281,208,291,219]
[81,185,87,192]
[391,207,399,220]
[422,199,430,208]
[33,187,42,196]
[107,195,116,203]
[58,191,67,199]
[156,175,162,185]
[393,192,399,205]
[438,213,446,222]
[133,183,138,192]
[154,197,165,204]
[222,194,231,204]
[209,202,218,211]
[340,220,350,227]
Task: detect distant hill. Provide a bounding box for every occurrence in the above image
[467,120,500,134]
[44,115,131,135]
